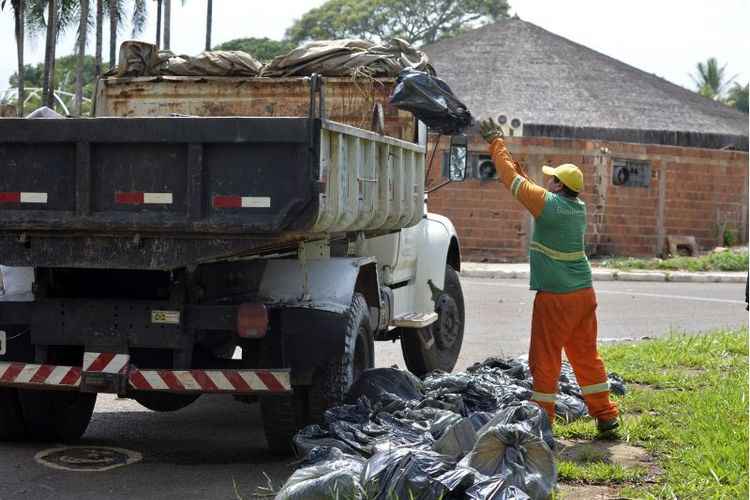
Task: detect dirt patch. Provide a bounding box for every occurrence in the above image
[556,484,622,499]
[557,439,652,469]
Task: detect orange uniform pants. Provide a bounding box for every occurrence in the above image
[529,287,619,424]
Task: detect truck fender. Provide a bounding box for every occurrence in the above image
[258,258,380,383]
[414,213,462,314]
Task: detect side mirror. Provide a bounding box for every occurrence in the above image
[448,135,468,182]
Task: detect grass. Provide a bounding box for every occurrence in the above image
[596,248,748,272]
[555,328,749,498]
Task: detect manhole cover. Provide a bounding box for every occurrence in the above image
[35,446,142,472]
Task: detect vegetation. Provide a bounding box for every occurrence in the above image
[557,328,749,498]
[690,57,748,113]
[285,0,510,46]
[9,54,102,114]
[596,248,748,273]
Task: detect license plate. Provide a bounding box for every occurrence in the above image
[0,330,6,355]
[151,310,180,324]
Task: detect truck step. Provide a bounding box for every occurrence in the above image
[391,312,438,328]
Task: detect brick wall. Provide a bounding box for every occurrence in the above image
[428,135,748,262]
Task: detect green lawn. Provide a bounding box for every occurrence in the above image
[596,249,748,272]
[556,328,749,498]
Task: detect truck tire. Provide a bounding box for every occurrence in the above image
[260,389,308,455]
[401,265,464,377]
[18,390,97,442]
[0,388,27,441]
[260,293,374,454]
[307,293,374,423]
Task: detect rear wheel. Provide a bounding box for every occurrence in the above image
[401,265,464,377]
[18,390,97,442]
[260,293,374,454]
[0,388,27,441]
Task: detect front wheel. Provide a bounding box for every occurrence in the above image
[401,265,465,377]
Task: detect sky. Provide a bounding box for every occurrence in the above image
[0,0,748,93]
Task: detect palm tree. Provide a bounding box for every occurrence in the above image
[108,0,116,67]
[205,0,211,50]
[74,0,88,115]
[94,0,102,76]
[41,0,56,107]
[163,0,170,49]
[690,57,737,101]
[1,0,25,116]
[154,0,161,47]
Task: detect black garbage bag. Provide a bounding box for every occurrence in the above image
[477,401,555,452]
[555,393,588,423]
[389,69,473,135]
[432,417,477,460]
[346,367,423,404]
[459,423,556,500]
[276,447,366,500]
[465,474,532,500]
[608,373,627,396]
[361,448,474,500]
[293,424,360,456]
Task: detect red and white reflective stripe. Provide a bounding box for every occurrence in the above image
[0,362,80,388]
[115,192,173,205]
[82,352,130,374]
[0,192,48,204]
[212,195,271,208]
[128,368,290,393]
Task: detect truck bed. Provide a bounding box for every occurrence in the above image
[0,117,425,269]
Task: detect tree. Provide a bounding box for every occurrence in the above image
[204,0,211,51]
[108,0,116,66]
[726,83,749,114]
[690,57,737,100]
[214,37,294,61]
[154,0,161,47]
[286,0,510,46]
[41,0,57,107]
[74,0,89,114]
[94,0,102,76]
[163,0,169,49]
[1,0,25,116]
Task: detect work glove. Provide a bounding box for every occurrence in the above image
[479,118,504,144]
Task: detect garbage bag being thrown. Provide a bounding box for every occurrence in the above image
[389,69,474,135]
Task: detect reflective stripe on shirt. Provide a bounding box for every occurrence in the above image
[529,241,586,262]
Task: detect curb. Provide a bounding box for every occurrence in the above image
[461,267,746,283]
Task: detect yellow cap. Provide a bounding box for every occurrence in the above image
[542,163,583,193]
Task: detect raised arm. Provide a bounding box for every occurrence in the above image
[480,119,547,218]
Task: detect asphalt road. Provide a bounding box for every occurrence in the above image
[0,278,746,500]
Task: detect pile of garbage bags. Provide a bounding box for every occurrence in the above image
[276,357,625,500]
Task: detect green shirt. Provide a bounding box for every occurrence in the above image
[529,192,592,293]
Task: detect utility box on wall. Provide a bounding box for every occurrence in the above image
[612,159,651,187]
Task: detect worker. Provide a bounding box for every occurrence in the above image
[479,118,619,433]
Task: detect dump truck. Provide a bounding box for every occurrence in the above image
[0,73,468,453]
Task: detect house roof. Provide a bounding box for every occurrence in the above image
[424,18,748,149]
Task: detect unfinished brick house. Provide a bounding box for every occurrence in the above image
[423,18,749,262]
